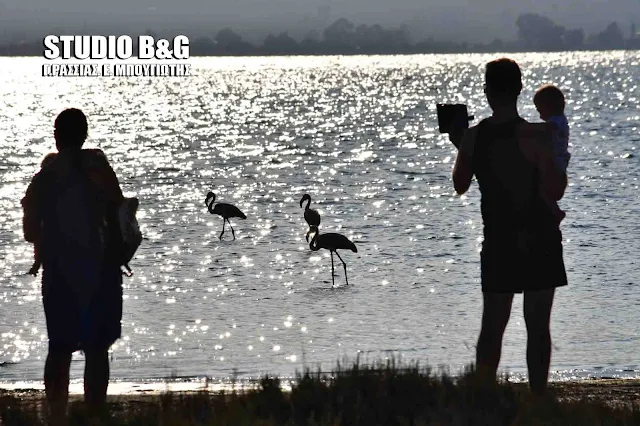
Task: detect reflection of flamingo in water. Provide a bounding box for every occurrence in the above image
[300,194,321,242]
[205,191,246,240]
[308,225,357,287]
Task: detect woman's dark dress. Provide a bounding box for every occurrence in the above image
[22,150,123,352]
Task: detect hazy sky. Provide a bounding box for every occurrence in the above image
[1,0,638,43]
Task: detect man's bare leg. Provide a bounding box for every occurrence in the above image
[45,350,72,425]
[476,292,514,382]
[524,289,555,395]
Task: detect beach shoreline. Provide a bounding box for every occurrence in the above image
[2,364,640,425]
[2,377,640,407]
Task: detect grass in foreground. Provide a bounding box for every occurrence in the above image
[1,360,639,425]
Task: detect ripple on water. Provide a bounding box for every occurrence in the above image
[0,52,639,384]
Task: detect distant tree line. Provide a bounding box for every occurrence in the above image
[514,13,638,51]
[1,13,639,57]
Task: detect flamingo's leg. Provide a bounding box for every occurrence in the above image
[335,251,349,286]
[229,220,236,240]
[219,219,226,240]
[330,251,336,287]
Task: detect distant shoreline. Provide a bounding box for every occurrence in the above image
[2,13,639,60]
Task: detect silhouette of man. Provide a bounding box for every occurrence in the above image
[449,58,568,395]
[21,108,125,423]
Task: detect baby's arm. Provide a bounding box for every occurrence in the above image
[518,122,567,201]
[519,122,550,139]
[549,118,570,172]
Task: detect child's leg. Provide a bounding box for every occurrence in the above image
[28,260,41,276]
[540,190,565,224]
[28,242,43,276]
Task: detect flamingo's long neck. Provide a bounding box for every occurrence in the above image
[206,196,216,213]
[309,229,320,251]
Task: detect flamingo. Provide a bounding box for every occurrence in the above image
[205,191,247,240]
[308,225,357,287]
[300,194,321,242]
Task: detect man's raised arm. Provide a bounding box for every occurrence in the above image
[451,126,477,195]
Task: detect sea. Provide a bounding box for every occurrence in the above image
[0,51,639,393]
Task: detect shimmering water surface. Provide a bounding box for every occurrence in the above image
[0,52,639,388]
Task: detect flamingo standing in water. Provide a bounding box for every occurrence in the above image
[300,194,321,242]
[205,191,246,240]
[308,225,357,287]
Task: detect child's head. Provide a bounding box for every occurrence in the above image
[534,85,565,121]
[41,153,57,168]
